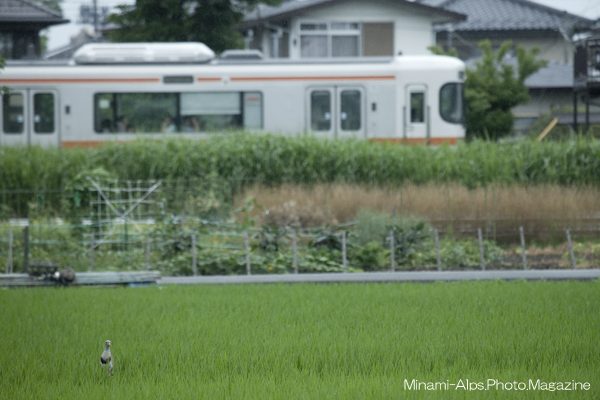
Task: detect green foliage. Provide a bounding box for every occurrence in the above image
[234,196,263,228]
[354,209,429,246]
[62,167,117,219]
[108,0,282,53]
[4,136,600,218]
[385,221,430,266]
[253,224,290,252]
[348,241,387,271]
[430,40,547,140]
[309,225,346,252]
[151,216,206,261]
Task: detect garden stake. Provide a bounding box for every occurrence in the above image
[478,228,485,270]
[434,229,442,271]
[566,230,576,269]
[519,226,527,270]
[145,237,150,271]
[245,232,251,275]
[342,231,347,273]
[192,234,197,276]
[293,232,298,274]
[390,230,395,272]
[90,233,94,272]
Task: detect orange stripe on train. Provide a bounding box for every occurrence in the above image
[0,78,160,84]
[231,76,395,82]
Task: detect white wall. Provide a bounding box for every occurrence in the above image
[262,0,436,59]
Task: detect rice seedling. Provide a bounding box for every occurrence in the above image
[0,281,598,399]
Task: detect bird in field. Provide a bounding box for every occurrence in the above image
[100,340,113,376]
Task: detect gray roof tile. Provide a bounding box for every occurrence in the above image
[0,0,68,24]
[420,0,593,32]
[244,0,466,24]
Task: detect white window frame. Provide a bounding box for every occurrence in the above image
[299,20,362,58]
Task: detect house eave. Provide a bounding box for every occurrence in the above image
[243,0,466,28]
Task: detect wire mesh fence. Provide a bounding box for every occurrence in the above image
[1,218,598,276]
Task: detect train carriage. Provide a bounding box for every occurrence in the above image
[0,43,465,147]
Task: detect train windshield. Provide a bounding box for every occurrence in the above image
[439,83,464,124]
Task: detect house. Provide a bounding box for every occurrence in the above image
[242,0,466,59]
[0,0,69,60]
[420,0,593,64]
[43,27,99,60]
[417,0,596,134]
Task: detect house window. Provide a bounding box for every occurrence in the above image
[300,21,361,58]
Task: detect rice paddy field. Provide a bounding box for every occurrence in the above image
[1,280,598,399]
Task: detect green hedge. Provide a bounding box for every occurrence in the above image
[1,135,599,191]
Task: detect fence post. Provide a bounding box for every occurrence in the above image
[519,226,527,270]
[192,234,197,276]
[244,231,251,275]
[434,229,442,271]
[390,229,395,272]
[477,228,485,270]
[6,231,13,274]
[90,233,95,272]
[292,231,298,274]
[23,225,29,274]
[145,237,150,271]
[566,230,576,269]
[342,231,347,273]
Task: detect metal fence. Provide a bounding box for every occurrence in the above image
[2,218,597,275]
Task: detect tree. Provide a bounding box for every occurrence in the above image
[430,40,547,140]
[108,0,281,53]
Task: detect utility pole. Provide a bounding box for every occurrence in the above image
[93,0,99,37]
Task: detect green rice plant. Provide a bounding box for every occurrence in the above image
[0,281,598,399]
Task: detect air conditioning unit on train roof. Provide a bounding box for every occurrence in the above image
[73,42,215,64]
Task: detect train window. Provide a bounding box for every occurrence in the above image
[94,91,262,133]
[34,93,55,134]
[340,90,361,131]
[2,93,24,134]
[94,93,178,133]
[410,92,425,123]
[439,83,464,124]
[311,91,331,131]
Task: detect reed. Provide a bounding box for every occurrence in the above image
[242,183,600,241]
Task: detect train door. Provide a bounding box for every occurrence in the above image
[405,85,428,142]
[307,86,365,139]
[1,90,59,147]
[337,87,364,139]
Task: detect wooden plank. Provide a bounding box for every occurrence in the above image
[0,271,161,287]
[537,117,559,142]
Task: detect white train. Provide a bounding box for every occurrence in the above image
[0,43,465,147]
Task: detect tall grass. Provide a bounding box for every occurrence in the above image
[1,136,600,191]
[244,183,600,241]
[1,281,598,399]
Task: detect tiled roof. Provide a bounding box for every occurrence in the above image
[0,0,69,24]
[419,0,593,32]
[244,0,466,24]
[465,57,573,88]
